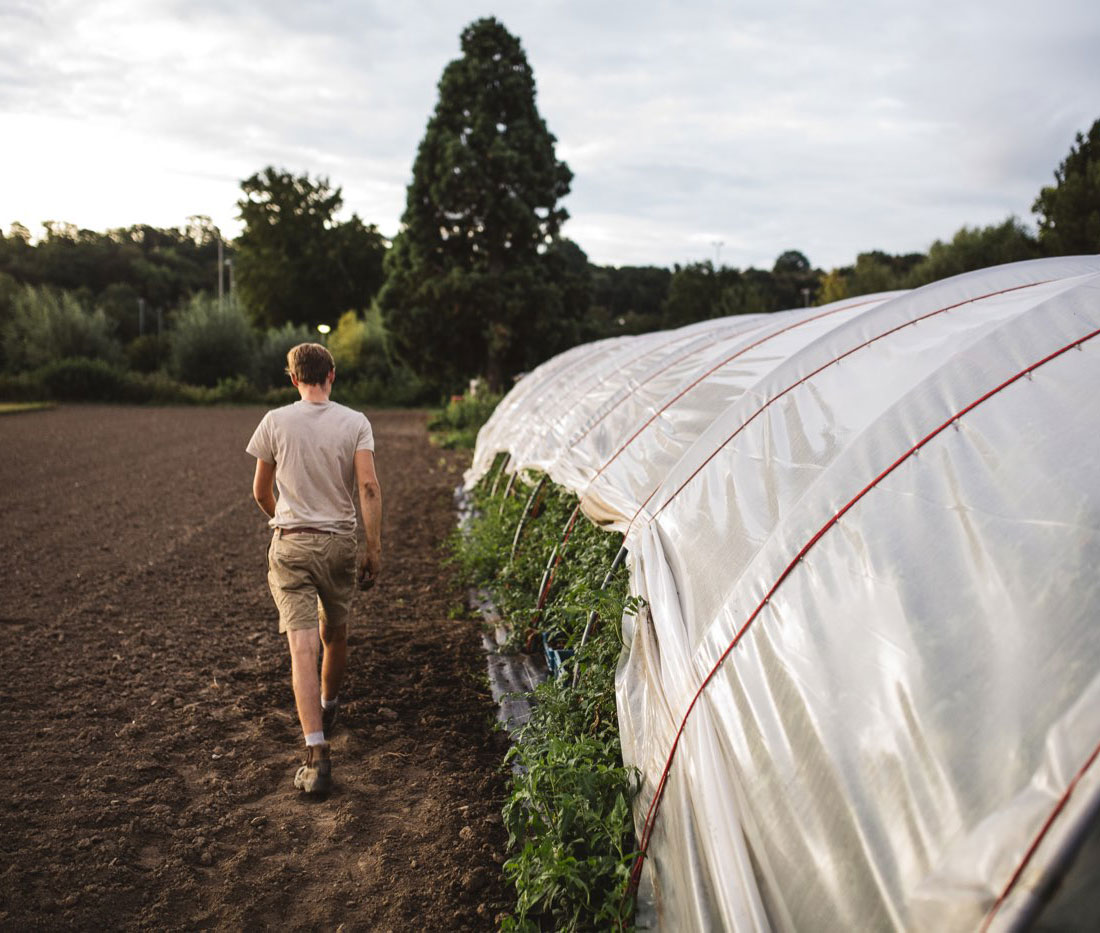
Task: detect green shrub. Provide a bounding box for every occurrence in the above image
[259,385,299,407]
[1,285,123,372]
[255,321,314,389]
[331,369,431,408]
[211,374,257,403]
[429,391,502,449]
[329,306,394,383]
[126,334,171,373]
[36,357,134,401]
[170,295,256,387]
[0,369,42,402]
[129,370,198,404]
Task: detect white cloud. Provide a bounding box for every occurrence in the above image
[1,0,1097,269]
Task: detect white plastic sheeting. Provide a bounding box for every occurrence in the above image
[467,257,1100,931]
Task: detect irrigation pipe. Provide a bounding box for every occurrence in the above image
[571,542,628,688]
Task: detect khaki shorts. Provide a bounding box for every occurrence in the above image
[267,531,357,633]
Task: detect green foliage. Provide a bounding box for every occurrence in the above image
[0,285,123,371]
[662,261,730,327]
[330,367,432,408]
[773,249,811,275]
[328,306,393,383]
[1033,117,1100,255]
[452,468,638,930]
[254,321,314,389]
[380,17,573,393]
[235,167,386,328]
[815,268,849,305]
[428,390,502,449]
[588,265,671,337]
[95,281,142,342]
[0,358,300,405]
[826,220,1042,299]
[661,254,821,326]
[126,334,171,373]
[0,216,222,313]
[35,357,136,401]
[827,249,925,299]
[170,294,255,387]
[904,217,1040,287]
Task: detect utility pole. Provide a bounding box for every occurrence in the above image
[138,297,146,336]
[217,237,224,305]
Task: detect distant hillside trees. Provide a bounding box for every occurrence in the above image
[0,217,223,339]
[379,17,574,392]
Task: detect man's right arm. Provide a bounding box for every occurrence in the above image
[354,449,382,588]
[253,458,277,519]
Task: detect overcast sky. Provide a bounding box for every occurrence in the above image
[2,0,1097,270]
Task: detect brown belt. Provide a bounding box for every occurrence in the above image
[278,526,333,536]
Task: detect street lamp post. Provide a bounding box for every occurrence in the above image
[225,258,234,307]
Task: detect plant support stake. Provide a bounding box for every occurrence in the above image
[498,470,518,515]
[488,453,511,498]
[510,475,548,562]
[571,543,627,688]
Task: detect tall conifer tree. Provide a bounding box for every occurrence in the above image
[1033,118,1100,255]
[380,17,572,391]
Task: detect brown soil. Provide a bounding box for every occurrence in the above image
[0,406,510,931]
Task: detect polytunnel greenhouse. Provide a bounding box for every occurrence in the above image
[467,255,1100,931]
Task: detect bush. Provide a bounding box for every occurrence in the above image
[429,390,502,449]
[0,285,123,372]
[171,295,256,387]
[255,321,314,389]
[126,334,171,373]
[329,306,395,383]
[333,367,432,409]
[36,357,137,401]
[0,369,42,402]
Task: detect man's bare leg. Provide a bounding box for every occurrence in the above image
[287,628,323,737]
[320,622,348,703]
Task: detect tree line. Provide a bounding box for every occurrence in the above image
[1,16,1097,401]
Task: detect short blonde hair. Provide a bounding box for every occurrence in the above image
[285,343,335,385]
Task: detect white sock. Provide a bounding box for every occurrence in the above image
[321,696,338,710]
[305,731,326,746]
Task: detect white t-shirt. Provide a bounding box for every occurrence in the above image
[246,400,375,535]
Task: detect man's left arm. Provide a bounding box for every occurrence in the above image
[253,459,276,519]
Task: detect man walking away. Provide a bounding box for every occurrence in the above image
[246,343,382,794]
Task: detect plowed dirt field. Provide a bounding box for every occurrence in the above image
[0,405,509,931]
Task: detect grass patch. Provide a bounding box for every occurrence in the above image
[453,459,639,931]
[0,401,55,415]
